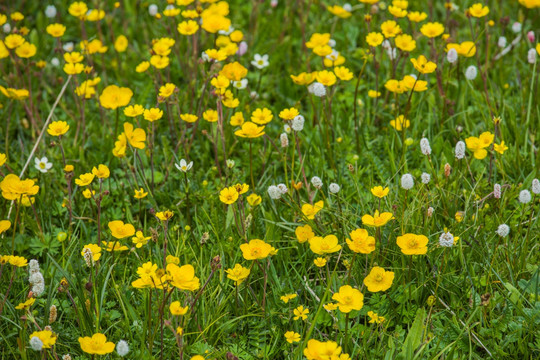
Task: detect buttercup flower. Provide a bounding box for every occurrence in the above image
[79,333,115,355]
[363,266,395,292]
[332,285,364,313]
[240,239,273,260]
[309,235,341,255]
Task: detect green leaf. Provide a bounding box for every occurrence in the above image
[399,308,426,360]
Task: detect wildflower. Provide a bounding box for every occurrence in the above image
[123,123,146,149]
[0,153,5,167]
[493,141,508,154]
[421,173,431,184]
[408,11,427,22]
[136,61,150,73]
[447,48,458,63]
[307,82,326,97]
[226,264,250,285]
[280,133,289,147]
[47,121,70,137]
[0,174,40,200]
[280,293,297,303]
[116,340,129,357]
[309,235,341,255]
[79,333,115,355]
[99,85,133,109]
[148,4,158,16]
[346,229,376,254]
[390,115,410,131]
[284,331,301,344]
[519,190,532,204]
[16,298,35,310]
[219,186,239,204]
[332,285,364,313]
[34,157,53,173]
[420,22,444,38]
[143,108,163,122]
[439,230,457,247]
[313,257,327,267]
[296,224,315,243]
[45,5,57,18]
[175,159,193,172]
[395,34,416,52]
[180,113,198,123]
[396,234,428,255]
[311,176,323,189]
[419,138,432,156]
[234,122,265,138]
[465,65,478,80]
[316,70,337,86]
[167,263,200,291]
[134,188,148,199]
[496,224,510,237]
[329,183,340,193]
[455,141,466,159]
[82,243,101,262]
[92,164,110,179]
[363,267,395,292]
[178,20,199,35]
[240,239,273,260]
[302,201,324,220]
[381,20,402,38]
[367,311,385,324]
[468,3,489,17]
[465,132,493,159]
[304,340,344,359]
[411,56,437,74]
[293,305,309,320]
[371,186,389,198]
[131,231,151,248]
[108,221,135,239]
[401,174,414,190]
[155,210,174,221]
[527,49,537,64]
[170,301,189,316]
[247,193,262,206]
[362,210,394,227]
[251,54,269,69]
[47,23,66,38]
[30,330,57,350]
[267,185,282,199]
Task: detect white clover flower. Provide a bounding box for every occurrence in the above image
[527,48,537,64]
[420,138,431,155]
[280,133,289,147]
[308,82,326,97]
[29,259,40,273]
[251,54,269,69]
[3,23,11,33]
[400,174,414,190]
[226,159,235,168]
[311,176,323,189]
[511,22,522,33]
[439,231,455,247]
[277,183,288,194]
[148,4,158,16]
[329,183,340,194]
[29,336,44,351]
[51,57,60,67]
[498,36,507,48]
[267,185,281,199]
[45,5,57,18]
[63,42,75,52]
[532,179,540,194]
[232,79,248,90]
[116,340,129,357]
[519,190,531,204]
[447,48,458,63]
[465,65,478,80]
[292,115,305,131]
[29,271,45,296]
[455,141,466,159]
[421,172,431,184]
[496,224,510,237]
[35,157,53,173]
[494,183,501,199]
[175,159,193,173]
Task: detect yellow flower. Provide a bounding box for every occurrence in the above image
[346,229,376,254]
[365,32,384,47]
[234,122,265,138]
[4,34,25,49]
[309,235,341,255]
[82,188,95,199]
[15,298,35,310]
[388,5,407,17]
[203,109,218,122]
[316,70,337,86]
[156,210,174,221]
[15,42,37,58]
[251,108,273,125]
[284,331,301,343]
[313,257,327,267]
[75,172,95,187]
[136,61,150,73]
[420,22,445,38]
[64,52,84,64]
[124,122,146,149]
[180,113,198,123]
[327,5,352,18]
[92,164,110,179]
[132,231,151,248]
[81,244,101,262]
[30,330,57,349]
[363,266,395,292]
[367,311,386,324]
[290,72,317,85]
[219,186,239,204]
[396,233,429,255]
[143,108,163,122]
[170,301,189,315]
[134,188,148,199]
[63,63,85,75]
[381,20,402,38]
[408,11,427,22]
[304,340,343,359]
[247,193,262,206]
[361,210,394,227]
[332,285,364,313]
[368,90,381,98]
[446,41,476,57]
[385,79,407,94]
[86,9,106,22]
[465,132,494,159]
[8,256,28,267]
[108,220,135,239]
[468,3,489,17]
[301,201,324,220]
[279,107,299,121]
[296,224,315,243]
[167,263,200,291]
[47,121,69,136]
[159,83,176,98]
[0,220,11,234]
[103,241,129,252]
[226,264,251,285]
[46,23,66,37]
[220,62,248,81]
[150,55,170,69]
[114,35,128,52]
[371,186,389,198]
[0,153,5,167]
[293,305,309,320]
[410,55,437,74]
[334,66,353,81]
[69,2,89,19]
[124,104,144,117]
[280,293,297,303]
[78,333,115,355]
[395,34,416,52]
[240,239,273,260]
[390,115,410,131]
[323,302,338,311]
[99,85,133,110]
[0,174,39,200]
[402,75,427,92]
[167,255,180,264]
[178,20,199,35]
[494,141,508,154]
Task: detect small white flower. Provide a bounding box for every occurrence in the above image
[455,141,466,159]
[532,179,540,194]
[343,3,352,12]
[29,336,44,351]
[382,40,391,50]
[284,124,291,133]
[35,157,53,173]
[325,50,339,61]
[329,183,340,193]
[527,48,537,64]
[427,207,434,217]
[251,54,269,69]
[249,91,259,99]
[277,183,289,194]
[308,82,326,97]
[420,138,431,155]
[45,5,57,18]
[270,0,278,7]
[465,65,478,80]
[447,48,458,63]
[511,22,522,33]
[165,4,175,11]
[421,172,431,184]
[201,52,210,62]
[280,133,289,147]
[496,224,510,237]
[3,23,11,33]
[439,231,455,247]
[519,190,531,204]
[63,42,74,52]
[497,36,507,48]
[311,176,323,189]
[175,159,193,173]
[116,340,130,357]
[226,159,235,168]
[232,78,248,90]
[267,185,281,199]
[386,47,397,60]
[218,26,234,36]
[29,259,40,273]
[148,4,158,16]
[291,115,305,131]
[400,174,414,190]
[494,183,501,199]
[51,57,60,67]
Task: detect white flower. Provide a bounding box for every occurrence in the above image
[116,340,130,357]
[308,82,326,97]
[148,4,158,16]
[201,52,210,62]
[420,138,431,155]
[226,159,235,168]
[519,190,531,204]
[311,176,323,189]
[494,183,501,199]
[268,185,281,199]
[421,172,431,184]
[249,91,259,99]
[165,4,175,11]
[511,22,522,33]
[232,79,248,90]
[325,50,339,61]
[465,65,478,80]
[382,40,391,50]
[447,48,458,63]
[175,159,193,173]
[343,3,352,12]
[29,336,44,351]
[218,26,234,36]
[62,355,72,360]
[400,174,414,190]
[497,36,507,48]
[496,224,510,237]
[532,179,540,194]
[280,133,289,147]
[527,48,537,64]
[270,0,278,7]
[427,207,434,217]
[251,54,269,69]
[3,23,11,33]
[439,231,455,247]
[277,183,289,194]
[63,42,74,52]
[45,5,57,18]
[35,157,53,173]
[51,57,60,67]
[328,39,336,47]
[455,141,466,159]
[29,259,40,273]
[284,124,291,133]
[329,183,340,193]
[291,115,305,131]
[386,47,397,60]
